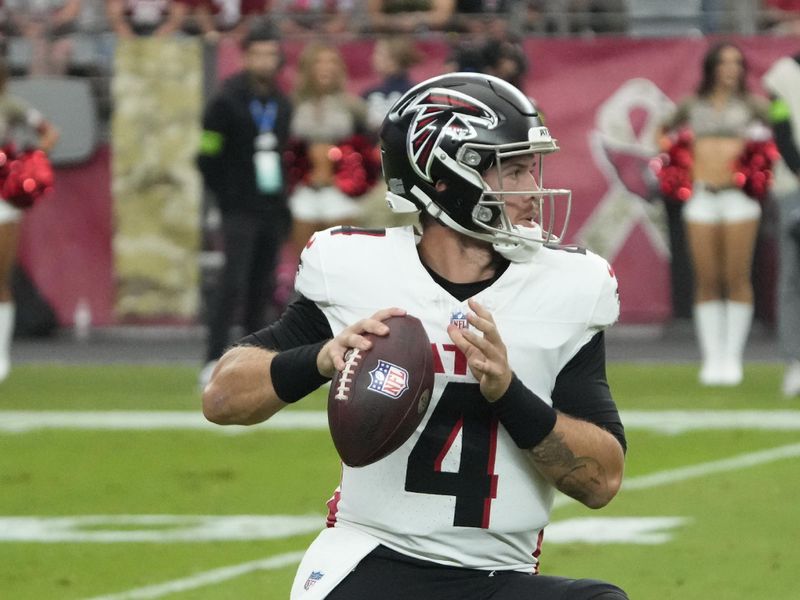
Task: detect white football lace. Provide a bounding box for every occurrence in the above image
[334,349,361,401]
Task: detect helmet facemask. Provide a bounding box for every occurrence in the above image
[442,137,572,262]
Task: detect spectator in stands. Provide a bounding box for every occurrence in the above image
[763,0,800,35]
[444,37,536,108]
[358,35,420,229]
[272,0,356,38]
[362,35,421,132]
[442,37,486,73]
[517,0,548,33]
[452,0,516,37]
[3,0,83,75]
[0,58,60,383]
[658,42,770,387]
[365,0,455,34]
[482,37,528,93]
[171,0,221,42]
[287,41,368,254]
[196,23,293,386]
[177,0,268,44]
[763,52,800,397]
[106,0,189,37]
[565,0,626,34]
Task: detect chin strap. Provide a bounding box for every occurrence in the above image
[403,186,545,263]
[492,224,544,263]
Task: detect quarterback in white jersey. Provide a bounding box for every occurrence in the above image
[203,73,628,600]
[293,224,619,571]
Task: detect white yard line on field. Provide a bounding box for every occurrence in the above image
[0,408,788,599]
[620,410,800,434]
[72,441,800,599]
[553,441,800,509]
[0,410,328,433]
[621,442,800,490]
[83,551,305,600]
[3,409,800,434]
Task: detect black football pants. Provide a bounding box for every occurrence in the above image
[326,546,628,600]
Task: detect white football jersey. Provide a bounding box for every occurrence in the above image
[295,225,620,573]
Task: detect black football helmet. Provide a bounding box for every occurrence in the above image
[379,72,571,261]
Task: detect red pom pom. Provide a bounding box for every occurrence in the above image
[332,135,381,197]
[283,136,381,197]
[1,148,54,209]
[283,139,311,193]
[732,140,776,202]
[652,130,693,202]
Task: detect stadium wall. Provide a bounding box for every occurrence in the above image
[18,34,798,327]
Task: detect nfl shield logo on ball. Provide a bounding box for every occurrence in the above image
[368,360,410,398]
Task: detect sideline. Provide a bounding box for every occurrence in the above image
[3,409,800,434]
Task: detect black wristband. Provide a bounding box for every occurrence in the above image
[270,341,331,403]
[491,374,557,449]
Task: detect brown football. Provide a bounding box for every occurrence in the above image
[328,314,434,467]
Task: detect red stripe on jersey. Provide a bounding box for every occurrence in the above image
[434,417,463,472]
[532,529,545,574]
[330,226,386,237]
[481,417,500,529]
[326,489,341,528]
[442,344,468,376]
[431,343,445,374]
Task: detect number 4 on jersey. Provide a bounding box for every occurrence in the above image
[405,382,499,528]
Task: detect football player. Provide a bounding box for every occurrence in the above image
[203,73,628,600]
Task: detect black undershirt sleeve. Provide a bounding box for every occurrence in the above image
[551,332,627,454]
[236,295,333,351]
[238,289,626,452]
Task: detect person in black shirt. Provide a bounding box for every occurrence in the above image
[196,22,293,385]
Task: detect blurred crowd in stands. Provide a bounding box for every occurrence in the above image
[0,1,793,135]
[0,1,799,82]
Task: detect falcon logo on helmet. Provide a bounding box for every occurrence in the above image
[392,88,498,183]
[379,73,572,263]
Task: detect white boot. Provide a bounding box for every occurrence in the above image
[694,300,726,386]
[782,360,800,398]
[0,302,15,383]
[721,301,753,386]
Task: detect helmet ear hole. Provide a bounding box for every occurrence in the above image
[472,202,499,225]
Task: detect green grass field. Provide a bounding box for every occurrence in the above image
[1,363,799,599]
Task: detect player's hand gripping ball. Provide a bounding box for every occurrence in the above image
[328,314,435,467]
